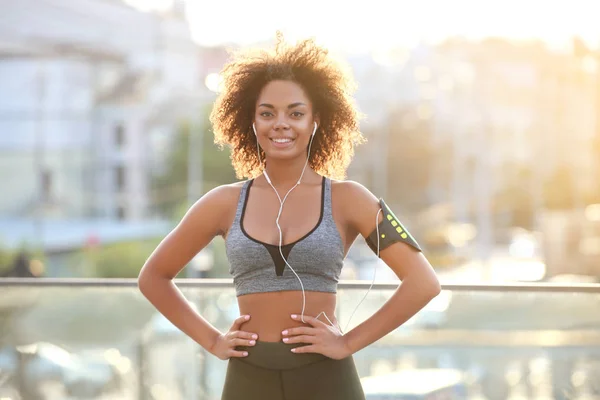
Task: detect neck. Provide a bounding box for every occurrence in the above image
[263,155,316,187]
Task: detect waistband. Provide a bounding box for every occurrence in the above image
[235,340,329,370]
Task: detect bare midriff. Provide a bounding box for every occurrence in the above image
[237,290,338,342]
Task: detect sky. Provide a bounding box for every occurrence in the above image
[126,0,600,52]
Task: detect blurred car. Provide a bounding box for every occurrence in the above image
[403,289,453,329]
[361,368,468,399]
[0,342,126,399]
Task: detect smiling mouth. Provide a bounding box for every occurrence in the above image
[270,138,294,144]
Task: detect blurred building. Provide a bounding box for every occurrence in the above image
[0,0,211,273]
[0,0,207,222]
[346,39,599,270]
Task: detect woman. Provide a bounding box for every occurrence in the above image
[138,35,441,399]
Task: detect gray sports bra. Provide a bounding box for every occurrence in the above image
[225,176,344,297]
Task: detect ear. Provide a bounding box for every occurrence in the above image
[314,114,320,129]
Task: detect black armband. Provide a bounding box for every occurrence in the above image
[365,199,422,256]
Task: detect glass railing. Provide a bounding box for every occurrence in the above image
[1,279,599,400]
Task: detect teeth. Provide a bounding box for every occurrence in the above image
[272,138,292,143]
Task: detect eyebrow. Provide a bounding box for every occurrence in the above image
[257,102,307,109]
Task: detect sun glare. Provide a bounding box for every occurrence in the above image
[183,0,599,50]
[124,0,173,13]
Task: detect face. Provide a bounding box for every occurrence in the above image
[253,80,319,161]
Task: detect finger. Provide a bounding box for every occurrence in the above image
[230,330,258,340]
[231,315,250,330]
[229,349,249,358]
[282,327,317,337]
[283,335,316,344]
[232,337,256,347]
[291,345,317,354]
[291,314,325,327]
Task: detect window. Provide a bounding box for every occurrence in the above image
[116,206,126,220]
[115,165,126,192]
[41,169,53,201]
[114,123,126,148]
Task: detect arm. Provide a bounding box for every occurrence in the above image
[340,181,441,355]
[138,184,242,355]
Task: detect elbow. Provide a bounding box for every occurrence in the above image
[138,263,172,298]
[422,261,442,300]
[417,274,441,302]
[430,278,442,299]
[137,265,156,298]
[137,268,149,297]
[403,272,442,302]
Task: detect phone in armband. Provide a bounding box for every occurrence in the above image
[364,199,422,256]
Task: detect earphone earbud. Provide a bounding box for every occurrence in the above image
[252,123,257,136]
[312,122,318,137]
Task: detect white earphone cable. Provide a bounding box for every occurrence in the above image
[342,208,382,333]
[258,122,315,324]
[253,121,379,336]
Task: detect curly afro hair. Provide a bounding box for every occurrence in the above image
[210,33,364,180]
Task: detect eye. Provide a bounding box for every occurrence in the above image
[260,111,273,117]
[291,111,304,117]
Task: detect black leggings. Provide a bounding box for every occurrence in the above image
[221,341,365,400]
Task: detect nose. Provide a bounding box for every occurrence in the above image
[273,117,290,131]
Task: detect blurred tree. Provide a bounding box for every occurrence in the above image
[385,106,436,213]
[151,121,191,218]
[593,125,600,204]
[0,243,15,276]
[207,238,231,278]
[78,225,232,279]
[70,240,160,278]
[543,166,576,210]
[151,105,236,219]
[494,165,535,229]
[0,243,45,277]
[149,106,237,278]
[571,36,590,58]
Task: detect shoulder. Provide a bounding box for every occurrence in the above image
[192,180,247,209]
[183,180,249,236]
[330,179,382,236]
[330,179,379,207]
[207,180,247,201]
